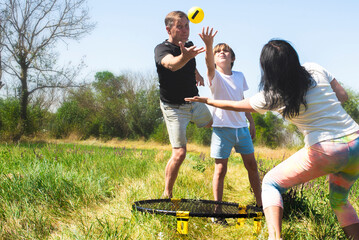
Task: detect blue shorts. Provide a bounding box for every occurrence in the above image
[160,101,212,148]
[210,127,254,159]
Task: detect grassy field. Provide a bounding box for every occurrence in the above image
[0,139,358,239]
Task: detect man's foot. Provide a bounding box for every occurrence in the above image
[211,217,229,226]
[161,192,172,199]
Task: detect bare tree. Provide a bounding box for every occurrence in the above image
[0,0,95,139]
[0,7,5,89]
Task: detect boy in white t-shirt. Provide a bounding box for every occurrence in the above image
[199,27,262,224]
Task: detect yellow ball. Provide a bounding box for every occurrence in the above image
[188,6,204,24]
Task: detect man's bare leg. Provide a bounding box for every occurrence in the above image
[162,147,186,198]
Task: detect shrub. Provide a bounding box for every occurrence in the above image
[0,98,49,140]
[187,122,212,146]
[150,122,169,144]
[342,88,359,123]
[51,101,90,138]
[126,87,162,139]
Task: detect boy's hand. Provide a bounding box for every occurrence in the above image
[199,27,217,83]
[249,122,256,140]
[199,27,218,46]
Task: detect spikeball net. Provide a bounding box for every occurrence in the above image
[132,198,263,235]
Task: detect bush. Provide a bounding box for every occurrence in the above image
[51,71,164,140]
[0,98,49,140]
[187,122,212,146]
[51,101,91,138]
[0,98,21,136]
[342,88,359,123]
[252,112,284,148]
[149,121,212,146]
[127,87,162,139]
[149,122,169,144]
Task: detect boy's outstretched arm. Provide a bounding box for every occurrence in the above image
[199,27,217,85]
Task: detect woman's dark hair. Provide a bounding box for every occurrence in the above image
[259,39,313,119]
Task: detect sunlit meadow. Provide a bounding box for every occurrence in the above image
[0,140,358,239]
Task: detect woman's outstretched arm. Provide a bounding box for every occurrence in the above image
[184,97,257,112]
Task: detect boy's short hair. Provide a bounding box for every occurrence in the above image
[165,11,188,28]
[213,43,236,68]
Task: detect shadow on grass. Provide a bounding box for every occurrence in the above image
[281,184,313,220]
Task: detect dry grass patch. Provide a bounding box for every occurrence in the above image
[48,137,297,161]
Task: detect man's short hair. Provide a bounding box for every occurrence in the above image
[165,11,188,28]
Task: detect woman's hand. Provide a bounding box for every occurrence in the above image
[184,96,208,103]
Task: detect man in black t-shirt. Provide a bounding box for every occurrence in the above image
[154,11,212,198]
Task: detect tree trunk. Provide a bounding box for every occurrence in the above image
[13,65,29,142]
[20,81,29,131]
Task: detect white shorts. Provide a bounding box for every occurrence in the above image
[160,101,212,148]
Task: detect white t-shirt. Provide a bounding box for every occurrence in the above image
[249,62,359,147]
[210,70,249,128]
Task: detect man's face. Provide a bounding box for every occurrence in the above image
[167,17,189,43]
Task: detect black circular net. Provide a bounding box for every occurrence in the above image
[133,198,262,218]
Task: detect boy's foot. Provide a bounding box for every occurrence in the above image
[256,205,263,212]
[211,217,229,226]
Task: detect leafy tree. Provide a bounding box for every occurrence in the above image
[93,71,130,138]
[127,85,162,139]
[0,0,95,140]
[252,111,285,148]
[0,9,3,86]
[52,100,90,138]
[52,71,164,140]
[342,88,359,124]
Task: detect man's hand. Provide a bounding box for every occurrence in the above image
[178,41,205,62]
[161,42,205,72]
[195,69,204,86]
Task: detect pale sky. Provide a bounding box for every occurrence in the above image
[58,0,359,99]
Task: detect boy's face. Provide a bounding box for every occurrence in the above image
[214,48,234,67]
[167,17,189,44]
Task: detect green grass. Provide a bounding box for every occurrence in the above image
[0,142,358,239]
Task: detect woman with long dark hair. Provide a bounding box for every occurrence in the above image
[185,39,359,240]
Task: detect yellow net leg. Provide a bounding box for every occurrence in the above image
[176,211,190,234]
[236,205,247,228]
[253,212,263,235]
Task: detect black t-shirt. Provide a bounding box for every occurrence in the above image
[154,40,199,104]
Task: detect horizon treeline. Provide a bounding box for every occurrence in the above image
[1,71,358,149]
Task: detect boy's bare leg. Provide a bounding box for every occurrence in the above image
[213,158,228,203]
[242,153,262,207]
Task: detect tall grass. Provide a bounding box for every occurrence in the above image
[0,141,358,239]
